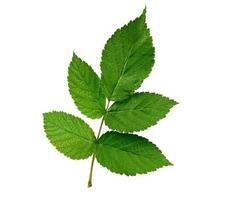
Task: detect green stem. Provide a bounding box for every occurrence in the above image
[87,100,110,188]
[96,116,105,140]
[87,154,95,187]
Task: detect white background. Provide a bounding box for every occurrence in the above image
[0,0,235,199]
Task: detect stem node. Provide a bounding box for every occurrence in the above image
[87,100,110,188]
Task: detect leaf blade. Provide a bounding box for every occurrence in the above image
[68,52,106,119]
[104,92,177,132]
[96,131,172,175]
[43,111,96,160]
[101,8,155,101]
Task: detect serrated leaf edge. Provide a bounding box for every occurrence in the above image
[95,131,173,176]
[43,111,96,160]
[104,92,178,133]
[100,8,155,101]
[68,52,106,119]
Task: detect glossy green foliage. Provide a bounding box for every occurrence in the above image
[43,112,96,159]
[43,8,177,187]
[68,53,105,119]
[101,8,155,101]
[105,92,177,132]
[96,131,172,175]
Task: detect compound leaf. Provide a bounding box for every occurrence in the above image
[68,52,106,119]
[96,131,172,175]
[104,92,177,132]
[43,111,96,160]
[101,8,155,101]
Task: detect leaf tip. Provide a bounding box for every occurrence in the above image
[173,99,179,106]
[167,161,174,166]
[141,6,147,19]
[143,5,147,14]
[72,51,77,59]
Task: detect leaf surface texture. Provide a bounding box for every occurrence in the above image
[43,111,96,159]
[96,131,172,175]
[101,9,155,101]
[105,92,177,132]
[68,53,105,119]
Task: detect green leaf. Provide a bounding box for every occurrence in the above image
[101,8,155,101]
[96,131,172,175]
[43,111,96,160]
[104,92,177,132]
[68,52,106,119]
